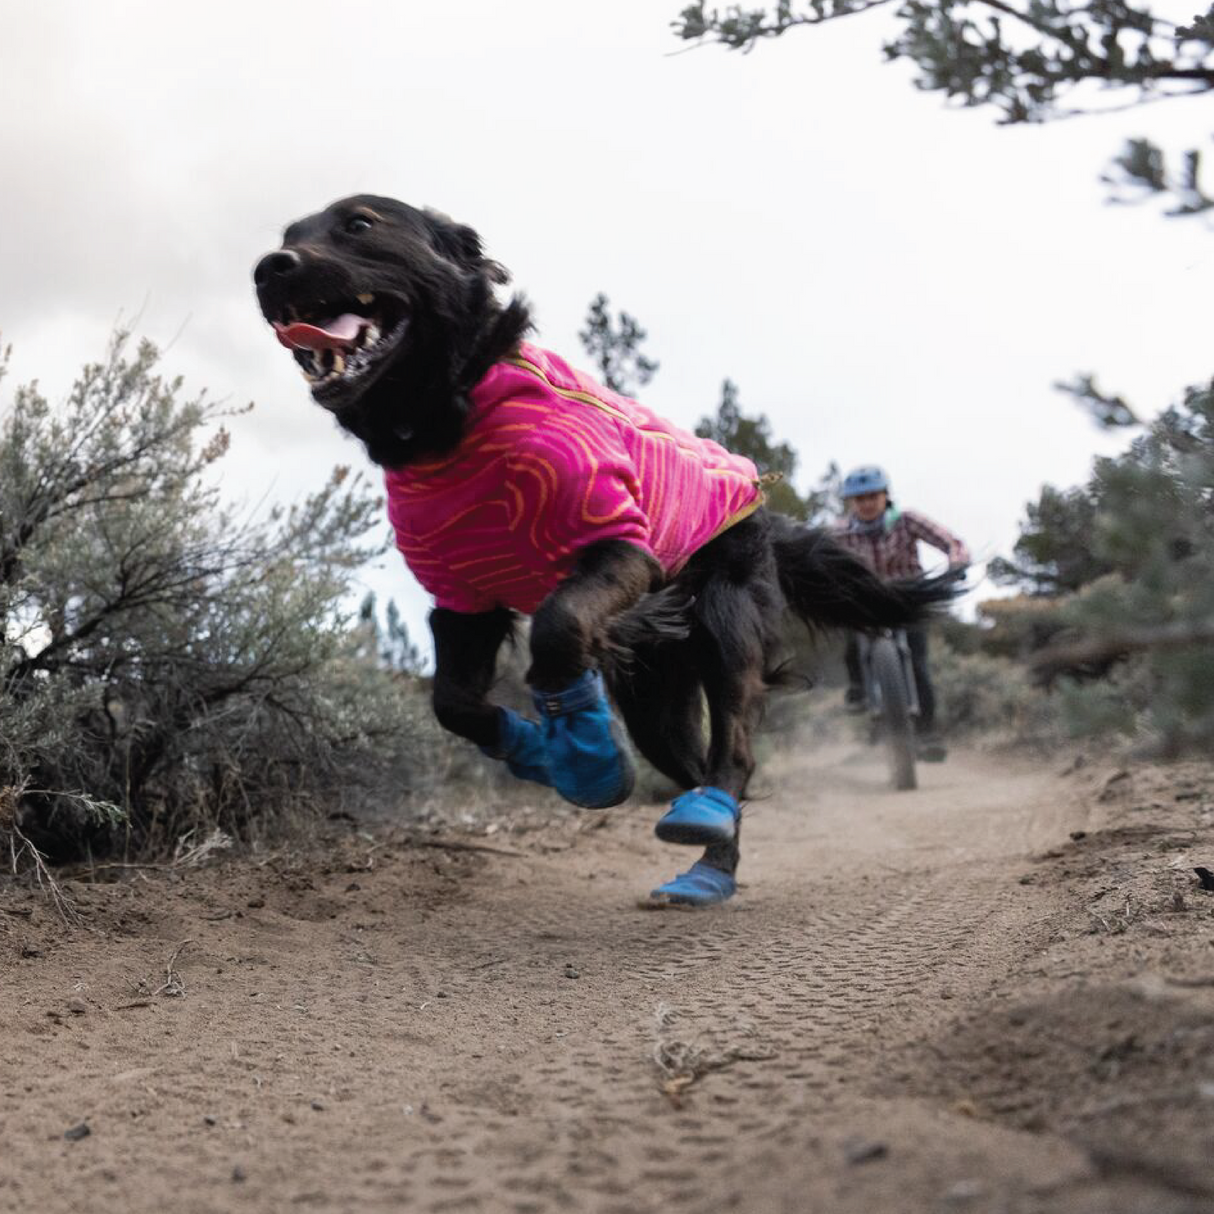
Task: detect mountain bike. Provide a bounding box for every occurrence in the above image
[855,629,919,791]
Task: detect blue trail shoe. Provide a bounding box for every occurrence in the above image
[654,786,740,846]
[480,707,553,788]
[534,671,635,809]
[649,860,737,907]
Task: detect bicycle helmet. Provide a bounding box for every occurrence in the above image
[841,465,890,499]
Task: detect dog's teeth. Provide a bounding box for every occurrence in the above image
[356,293,374,306]
[364,323,380,346]
[332,352,346,376]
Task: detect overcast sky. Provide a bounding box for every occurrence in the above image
[2,0,1210,656]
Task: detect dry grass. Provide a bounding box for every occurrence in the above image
[3,784,82,926]
[651,1002,775,1106]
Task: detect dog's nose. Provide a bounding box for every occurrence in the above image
[254,248,302,288]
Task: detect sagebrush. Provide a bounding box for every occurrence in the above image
[0,332,436,860]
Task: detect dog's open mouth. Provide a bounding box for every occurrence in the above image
[270,294,408,405]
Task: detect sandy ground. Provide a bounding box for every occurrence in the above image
[3,742,1214,1214]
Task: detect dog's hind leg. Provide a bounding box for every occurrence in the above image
[609,640,707,793]
[681,512,782,796]
[613,641,744,908]
[649,513,784,905]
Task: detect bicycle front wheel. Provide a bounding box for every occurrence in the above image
[871,637,917,791]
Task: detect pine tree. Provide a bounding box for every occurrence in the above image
[578,294,660,396]
[998,381,1214,751]
[988,485,1113,596]
[696,379,840,521]
[576,298,842,521]
[672,1,1214,217]
[356,593,427,674]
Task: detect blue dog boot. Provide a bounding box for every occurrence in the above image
[654,786,739,846]
[534,670,635,809]
[479,707,553,787]
[649,860,737,907]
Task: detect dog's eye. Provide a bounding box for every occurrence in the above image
[344,215,373,235]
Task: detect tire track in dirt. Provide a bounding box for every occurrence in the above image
[294,746,1086,1214]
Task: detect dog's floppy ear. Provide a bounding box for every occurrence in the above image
[424,208,511,285]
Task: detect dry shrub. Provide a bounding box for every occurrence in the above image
[0,331,433,863]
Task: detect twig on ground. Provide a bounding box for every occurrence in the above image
[152,939,193,997]
[65,860,174,876]
[173,828,234,868]
[1089,895,1138,935]
[404,836,525,859]
[59,827,235,881]
[7,818,81,926]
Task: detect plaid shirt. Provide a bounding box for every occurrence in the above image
[832,508,969,580]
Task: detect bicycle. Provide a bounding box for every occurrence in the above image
[854,629,920,791]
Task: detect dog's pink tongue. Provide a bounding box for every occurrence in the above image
[274,314,363,351]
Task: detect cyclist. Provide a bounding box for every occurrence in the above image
[833,466,969,760]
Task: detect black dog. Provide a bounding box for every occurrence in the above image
[254,196,958,905]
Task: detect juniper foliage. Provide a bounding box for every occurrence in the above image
[1000,380,1214,752]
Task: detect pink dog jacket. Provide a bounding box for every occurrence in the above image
[384,344,763,614]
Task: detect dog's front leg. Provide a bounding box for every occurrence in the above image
[430,606,515,749]
[431,606,555,787]
[524,541,660,809]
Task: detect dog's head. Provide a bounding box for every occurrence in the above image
[253,195,530,466]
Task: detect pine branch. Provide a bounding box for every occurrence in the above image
[1033,618,1214,681]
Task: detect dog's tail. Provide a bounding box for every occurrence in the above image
[771,515,965,633]
[603,583,693,666]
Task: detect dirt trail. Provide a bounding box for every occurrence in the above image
[3,744,1214,1214]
